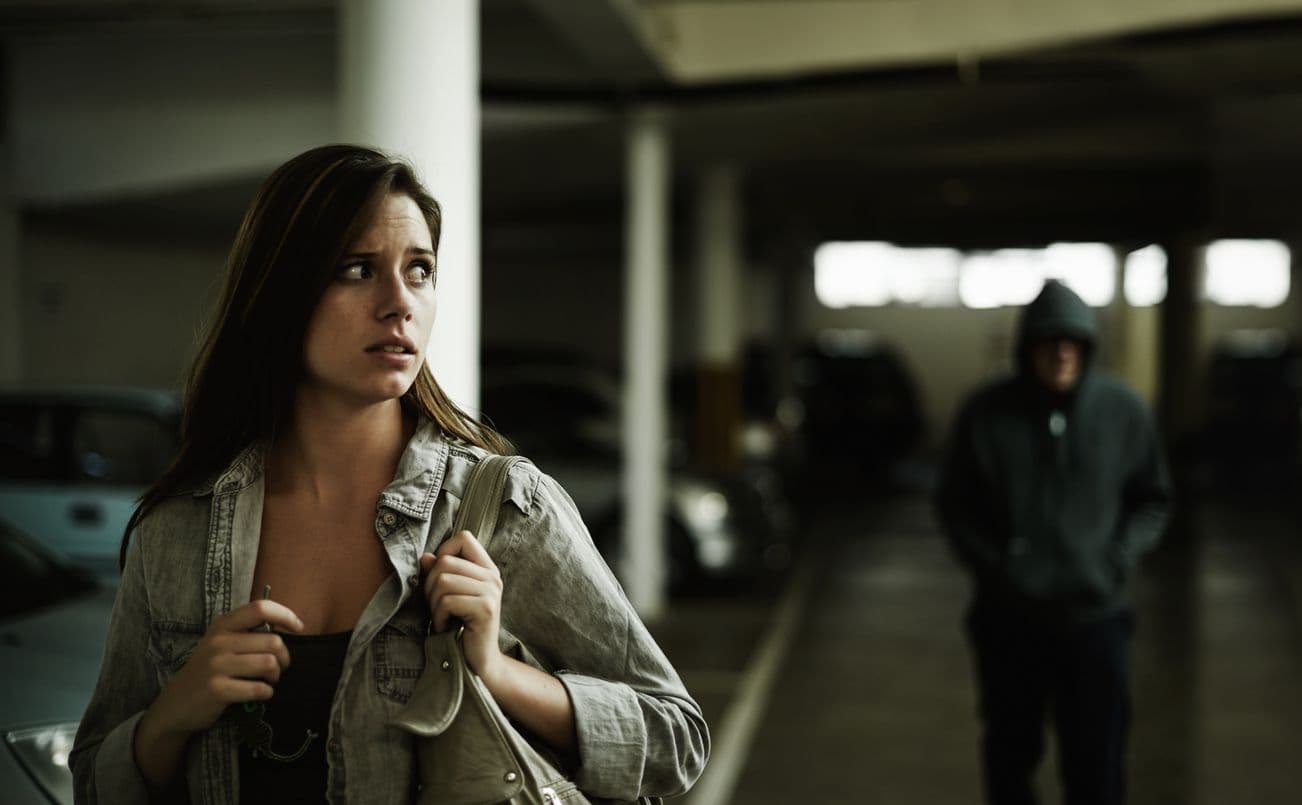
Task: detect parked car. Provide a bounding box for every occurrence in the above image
[790,331,925,479]
[1202,329,1302,488]
[481,354,791,590]
[0,387,181,578]
[0,518,115,805]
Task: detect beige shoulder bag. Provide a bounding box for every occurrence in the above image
[393,455,592,805]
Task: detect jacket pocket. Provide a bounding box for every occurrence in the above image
[374,610,429,704]
[149,621,204,686]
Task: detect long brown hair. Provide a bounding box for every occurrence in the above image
[121,144,508,567]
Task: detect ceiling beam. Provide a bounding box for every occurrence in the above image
[519,0,664,85]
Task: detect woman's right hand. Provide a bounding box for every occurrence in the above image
[135,599,304,788]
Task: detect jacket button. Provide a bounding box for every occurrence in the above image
[382,511,398,526]
[408,574,420,589]
[328,737,340,753]
[441,660,451,671]
[504,771,518,783]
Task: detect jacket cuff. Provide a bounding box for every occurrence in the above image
[557,672,647,799]
[92,712,152,804]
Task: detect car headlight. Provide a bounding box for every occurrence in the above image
[6,723,78,805]
[683,490,729,531]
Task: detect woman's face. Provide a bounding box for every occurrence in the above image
[300,193,437,407]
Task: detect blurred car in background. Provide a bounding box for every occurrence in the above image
[668,348,799,538]
[0,387,181,579]
[481,351,791,590]
[0,519,115,805]
[1203,329,1302,488]
[790,330,925,482]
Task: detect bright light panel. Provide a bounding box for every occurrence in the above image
[958,244,1115,309]
[1204,239,1291,308]
[1124,245,1167,307]
[1044,243,1116,307]
[814,241,960,308]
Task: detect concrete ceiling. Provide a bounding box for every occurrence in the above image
[8,1,1302,252]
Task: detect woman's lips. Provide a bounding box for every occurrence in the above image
[366,349,416,367]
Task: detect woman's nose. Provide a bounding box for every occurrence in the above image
[376,272,413,321]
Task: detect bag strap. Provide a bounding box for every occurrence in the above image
[450,454,524,552]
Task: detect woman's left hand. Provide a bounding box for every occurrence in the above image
[419,530,505,684]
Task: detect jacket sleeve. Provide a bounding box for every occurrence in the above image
[496,473,710,801]
[1111,404,1173,573]
[69,530,159,805]
[934,397,1006,580]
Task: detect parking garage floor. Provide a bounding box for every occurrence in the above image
[653,485,1302,805]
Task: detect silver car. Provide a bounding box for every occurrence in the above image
[0,387,180,579]
[0,519,114,804]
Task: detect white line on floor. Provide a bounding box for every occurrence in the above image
[684,559,817,805]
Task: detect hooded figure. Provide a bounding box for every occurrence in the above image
[935,280,1171,805]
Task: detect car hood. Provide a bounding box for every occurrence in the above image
[0,588,116,730]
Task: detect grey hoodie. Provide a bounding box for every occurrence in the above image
[935,281,1173,622]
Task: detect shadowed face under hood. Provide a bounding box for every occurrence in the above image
[1015,280,1097,380]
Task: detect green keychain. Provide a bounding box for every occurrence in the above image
[235,584,318,763]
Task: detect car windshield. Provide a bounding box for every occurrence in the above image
[0,521,97,619]
[0,401,178,484]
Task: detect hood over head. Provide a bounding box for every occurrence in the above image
[1015,280,1097,377]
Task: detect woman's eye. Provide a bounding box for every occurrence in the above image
[407,262,436,285]
[339,263,370,280]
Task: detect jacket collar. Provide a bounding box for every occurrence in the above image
[195,441,267,498]
[377,416,450,521]
[196,415,450,523]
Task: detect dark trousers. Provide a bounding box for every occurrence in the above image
[965,604,1134,805]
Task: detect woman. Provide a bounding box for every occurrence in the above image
[70,144,709,804]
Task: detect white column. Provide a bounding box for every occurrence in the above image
[0,141,19,384]
[339,0,481,411]
[695,164,742,365]
[1108,246,1131,378]
[623,107,670,619]
[693,164,744,471]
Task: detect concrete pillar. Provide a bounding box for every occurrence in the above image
[1106,246,1131,377]
[1158,238,1204,455]
[339,0,481,411]
[0,142,19,384]
[623,107,670,619]
[1291,241,1302,332]
[693,164,744,473]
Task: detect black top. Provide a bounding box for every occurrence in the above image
[237,630,351,805]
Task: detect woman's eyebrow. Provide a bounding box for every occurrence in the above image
[340,247,434,259]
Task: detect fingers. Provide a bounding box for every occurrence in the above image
[422,533,504,633]
[217,632,292,670]
[211,651,285,685]
[421,554,502,604]
[217,599,305,634]
[212,677,276,703]
[435,530,495,568]
[422,551,499,583]
[423,555,503,632]
[427,574,496,632]
[432,593,499,635]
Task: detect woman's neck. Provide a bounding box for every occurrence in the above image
[267,393,414,502]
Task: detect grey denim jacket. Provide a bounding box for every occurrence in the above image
[70,418,709,804]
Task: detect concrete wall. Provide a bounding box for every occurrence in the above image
[17,230,226,390]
